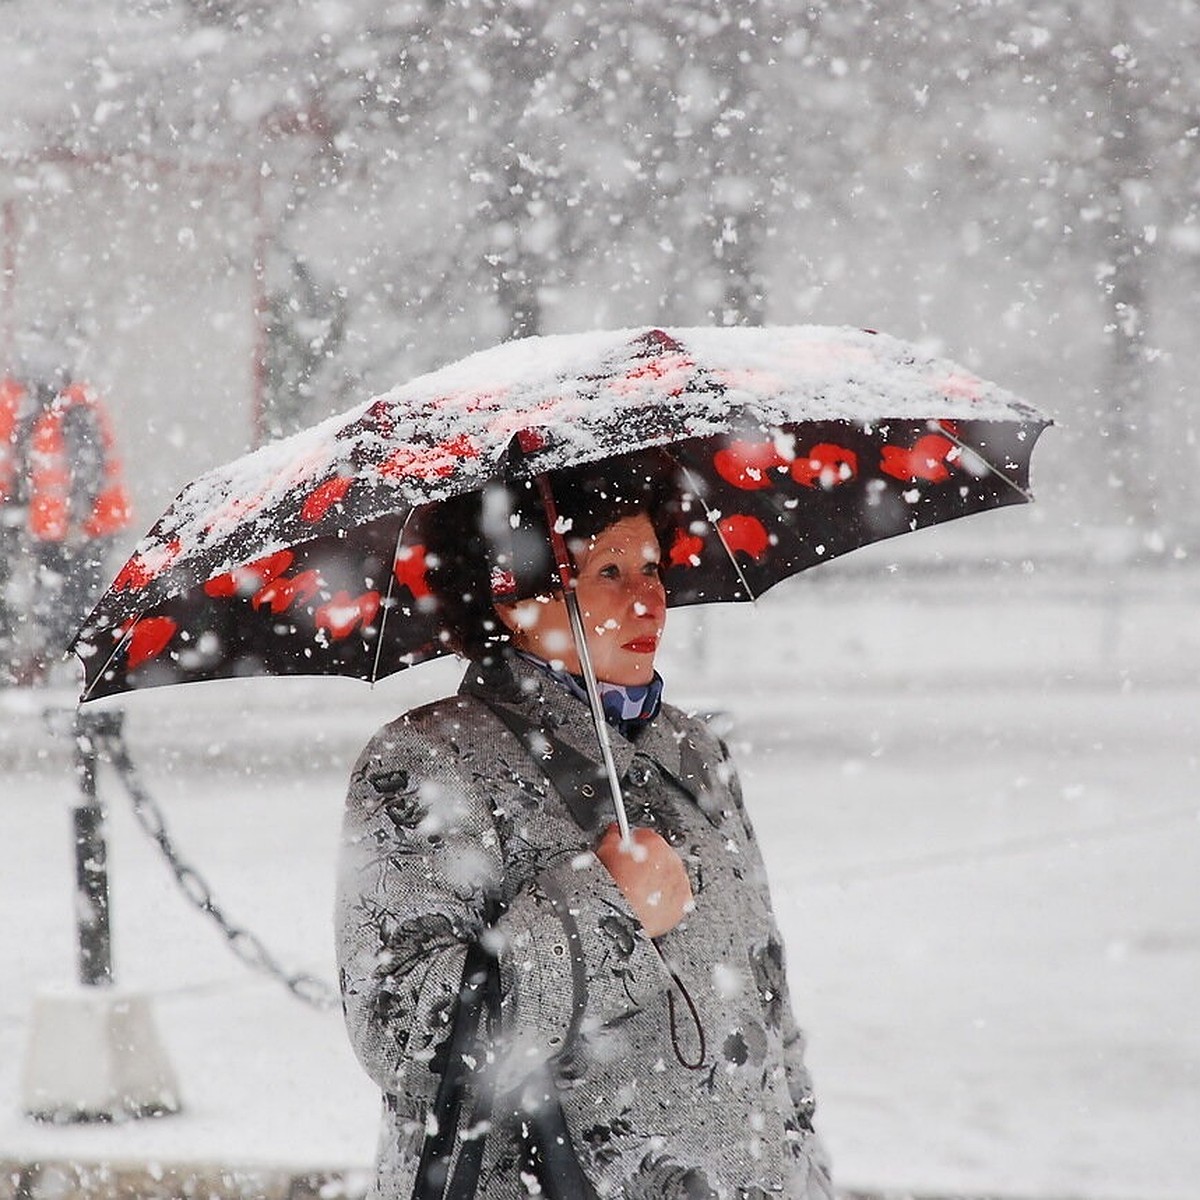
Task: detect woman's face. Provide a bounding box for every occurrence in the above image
[496,512,667,686]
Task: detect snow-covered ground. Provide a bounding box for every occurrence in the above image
[2,541,1197,1199]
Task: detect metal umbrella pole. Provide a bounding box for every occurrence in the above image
[533,473,632,843]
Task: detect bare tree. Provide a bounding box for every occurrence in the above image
[836,0,1200,536]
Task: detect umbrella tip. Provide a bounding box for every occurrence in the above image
[633,329,684,356]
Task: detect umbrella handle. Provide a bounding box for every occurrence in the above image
[534,472,632,843]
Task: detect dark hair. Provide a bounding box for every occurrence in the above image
[422,452,679,662]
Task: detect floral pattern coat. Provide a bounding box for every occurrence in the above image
[336,655,833,1199]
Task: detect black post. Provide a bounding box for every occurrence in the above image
[70,709,121,988]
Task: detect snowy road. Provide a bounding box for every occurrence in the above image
[2,559,1197,1199]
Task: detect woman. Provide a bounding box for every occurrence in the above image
[336,461,833,1199]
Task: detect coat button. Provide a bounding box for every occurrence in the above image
[626,760,654,788]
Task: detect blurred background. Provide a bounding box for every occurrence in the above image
[2,4,1198,1199]
[1,0,1197,564]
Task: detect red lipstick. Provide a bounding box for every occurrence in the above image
[622,637,659,654]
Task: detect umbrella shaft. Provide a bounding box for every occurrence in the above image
[534,470,631,842]
[563,589,631,842]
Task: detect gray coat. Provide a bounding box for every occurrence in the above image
[336,655,833,1199]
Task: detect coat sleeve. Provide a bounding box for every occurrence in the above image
[336,711,671,1106]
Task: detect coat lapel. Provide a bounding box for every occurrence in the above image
[461,657,634,831]
[630,712,725,819]
[460,655,722,828]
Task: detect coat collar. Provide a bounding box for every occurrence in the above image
[458,654,703,824]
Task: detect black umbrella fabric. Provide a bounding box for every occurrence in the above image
[73,326,1049,702]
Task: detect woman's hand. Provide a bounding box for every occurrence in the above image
[594,824,694,938]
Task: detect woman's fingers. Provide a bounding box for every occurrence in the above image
[595,824,694,938]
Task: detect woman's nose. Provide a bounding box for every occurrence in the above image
[630,577,666,619]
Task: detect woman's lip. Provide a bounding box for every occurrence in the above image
[621,637,659,654]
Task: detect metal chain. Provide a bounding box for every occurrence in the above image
[92,718,340,1011]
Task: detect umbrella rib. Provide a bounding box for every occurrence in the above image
[929,420,1035,503]
[370,509,415,686]
[666,452,760,603]
[79,619,138,703]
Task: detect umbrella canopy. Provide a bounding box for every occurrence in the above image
[74,325,1049,702]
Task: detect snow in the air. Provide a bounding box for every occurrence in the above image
[2,2,1199,1197]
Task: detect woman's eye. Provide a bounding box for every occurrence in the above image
[598,564,620,579]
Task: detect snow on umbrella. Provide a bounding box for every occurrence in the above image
[73,324,1049,707]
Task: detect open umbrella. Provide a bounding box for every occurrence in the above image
[73,325,1049,831]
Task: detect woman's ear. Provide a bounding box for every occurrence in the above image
[493,601,522,637]
[494,595,555,638]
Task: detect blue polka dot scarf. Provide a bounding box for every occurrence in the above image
[517,651,664,738]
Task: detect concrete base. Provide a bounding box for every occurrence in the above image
[0,1159,372,1200]
[20,987,182,1122]
[0,1159,373,1200]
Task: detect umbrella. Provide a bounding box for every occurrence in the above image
[73,325,1049,830]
